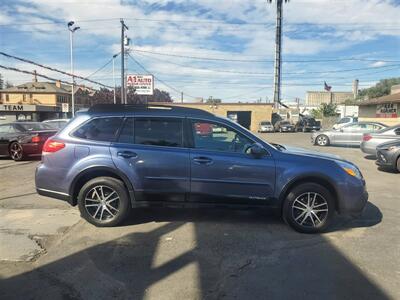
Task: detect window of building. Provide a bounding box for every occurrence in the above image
[5,94,9,102]
[134,118,183,147]
[191,120,253,153]
[22,94,26,102]
[72,117,123,142]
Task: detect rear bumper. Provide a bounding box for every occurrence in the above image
[360,142,376,155]
[36,188,72,204]
[21,142,45,156]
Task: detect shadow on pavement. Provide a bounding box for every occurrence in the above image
[0,204,388,300]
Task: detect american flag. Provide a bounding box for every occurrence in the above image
[324,81,332,91]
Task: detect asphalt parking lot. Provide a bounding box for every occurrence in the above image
[0,133,399,300]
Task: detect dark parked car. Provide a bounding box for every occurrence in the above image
[376,140,400,172]
[35,104,368,233]
[274,120,295,132]
[0,122,57,161]
[295,117,320,132]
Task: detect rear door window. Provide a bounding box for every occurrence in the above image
[134,118,183,147]
[73,117,123,142]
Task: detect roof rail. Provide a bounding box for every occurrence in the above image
[87,104,214,116]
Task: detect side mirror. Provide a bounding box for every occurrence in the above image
[395,129,400,136]
[247,143,267,158]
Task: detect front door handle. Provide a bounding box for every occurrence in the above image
[117,151,137,159]
[193,156,213,165]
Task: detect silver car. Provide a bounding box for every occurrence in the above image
[360,124,400,156]
[258,121,274,133]
[312,122,388,146]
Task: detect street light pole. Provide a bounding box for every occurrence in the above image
[68,21,80,117]
[112,54,118,104]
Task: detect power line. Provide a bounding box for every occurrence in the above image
[0,65,73,86]
[128,53,197,99]
[0,51,112,88]
[133,50,400,76]
[77,54,119,84]
[131,48,400,63]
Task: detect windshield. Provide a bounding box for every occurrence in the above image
[18,123,54,131]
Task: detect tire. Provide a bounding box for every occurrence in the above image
[396,156,400,173]
[315,134,330,146]
[282,183,335,233]
[9,142,25,161]
[78,177,131,227]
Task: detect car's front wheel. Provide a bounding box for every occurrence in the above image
[78,177,131,227]
[315,134,330,146]
[283,183,335,233]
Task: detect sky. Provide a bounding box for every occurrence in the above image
[0,0,400,103]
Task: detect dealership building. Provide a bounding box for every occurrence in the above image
[358,85,400,126]
[156,102,274,132]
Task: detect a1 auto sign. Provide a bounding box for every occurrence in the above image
[376,103,397,118]
[126,75,154,95]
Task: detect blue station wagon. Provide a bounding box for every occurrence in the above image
[35,104,368,233]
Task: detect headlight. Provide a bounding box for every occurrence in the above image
[336,161,362,179]
[388,146,399,151]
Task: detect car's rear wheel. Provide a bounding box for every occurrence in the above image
[315,134,329,146]
[9,142,24,161]
[78,177,131,227]
[283,183,335,233]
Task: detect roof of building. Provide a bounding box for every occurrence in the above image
[358,92,400,106]
[1,81,71,94]
[155,102,274,106]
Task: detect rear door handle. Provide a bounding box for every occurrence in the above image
[117,151,138,159]
[193,156,213,165]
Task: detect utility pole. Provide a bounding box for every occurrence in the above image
[181,92,183,103]
[268,0,289,110]
[67,21,80,117]
[120,19,128,104]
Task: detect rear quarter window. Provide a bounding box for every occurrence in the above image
[72,117,123,142]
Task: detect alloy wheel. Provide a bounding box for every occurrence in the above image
[291,192,329,228]
[317,135,328,146]
[84,185,120,222]
[10,143,23,160]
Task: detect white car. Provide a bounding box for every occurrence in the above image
[258,121,274,133]
[332,116,358,130]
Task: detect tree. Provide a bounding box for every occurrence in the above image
[311,103,338,118]
[89,87,172,105]
[205,97,221,104]
[357,77,400,100]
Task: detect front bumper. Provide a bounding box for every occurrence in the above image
[338,177,369,215]
[376,150,397,169]
[280,127,295,132]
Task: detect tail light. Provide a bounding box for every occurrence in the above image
[31,135,41,143]
[42,139,65,153]
[363,134,372,142]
